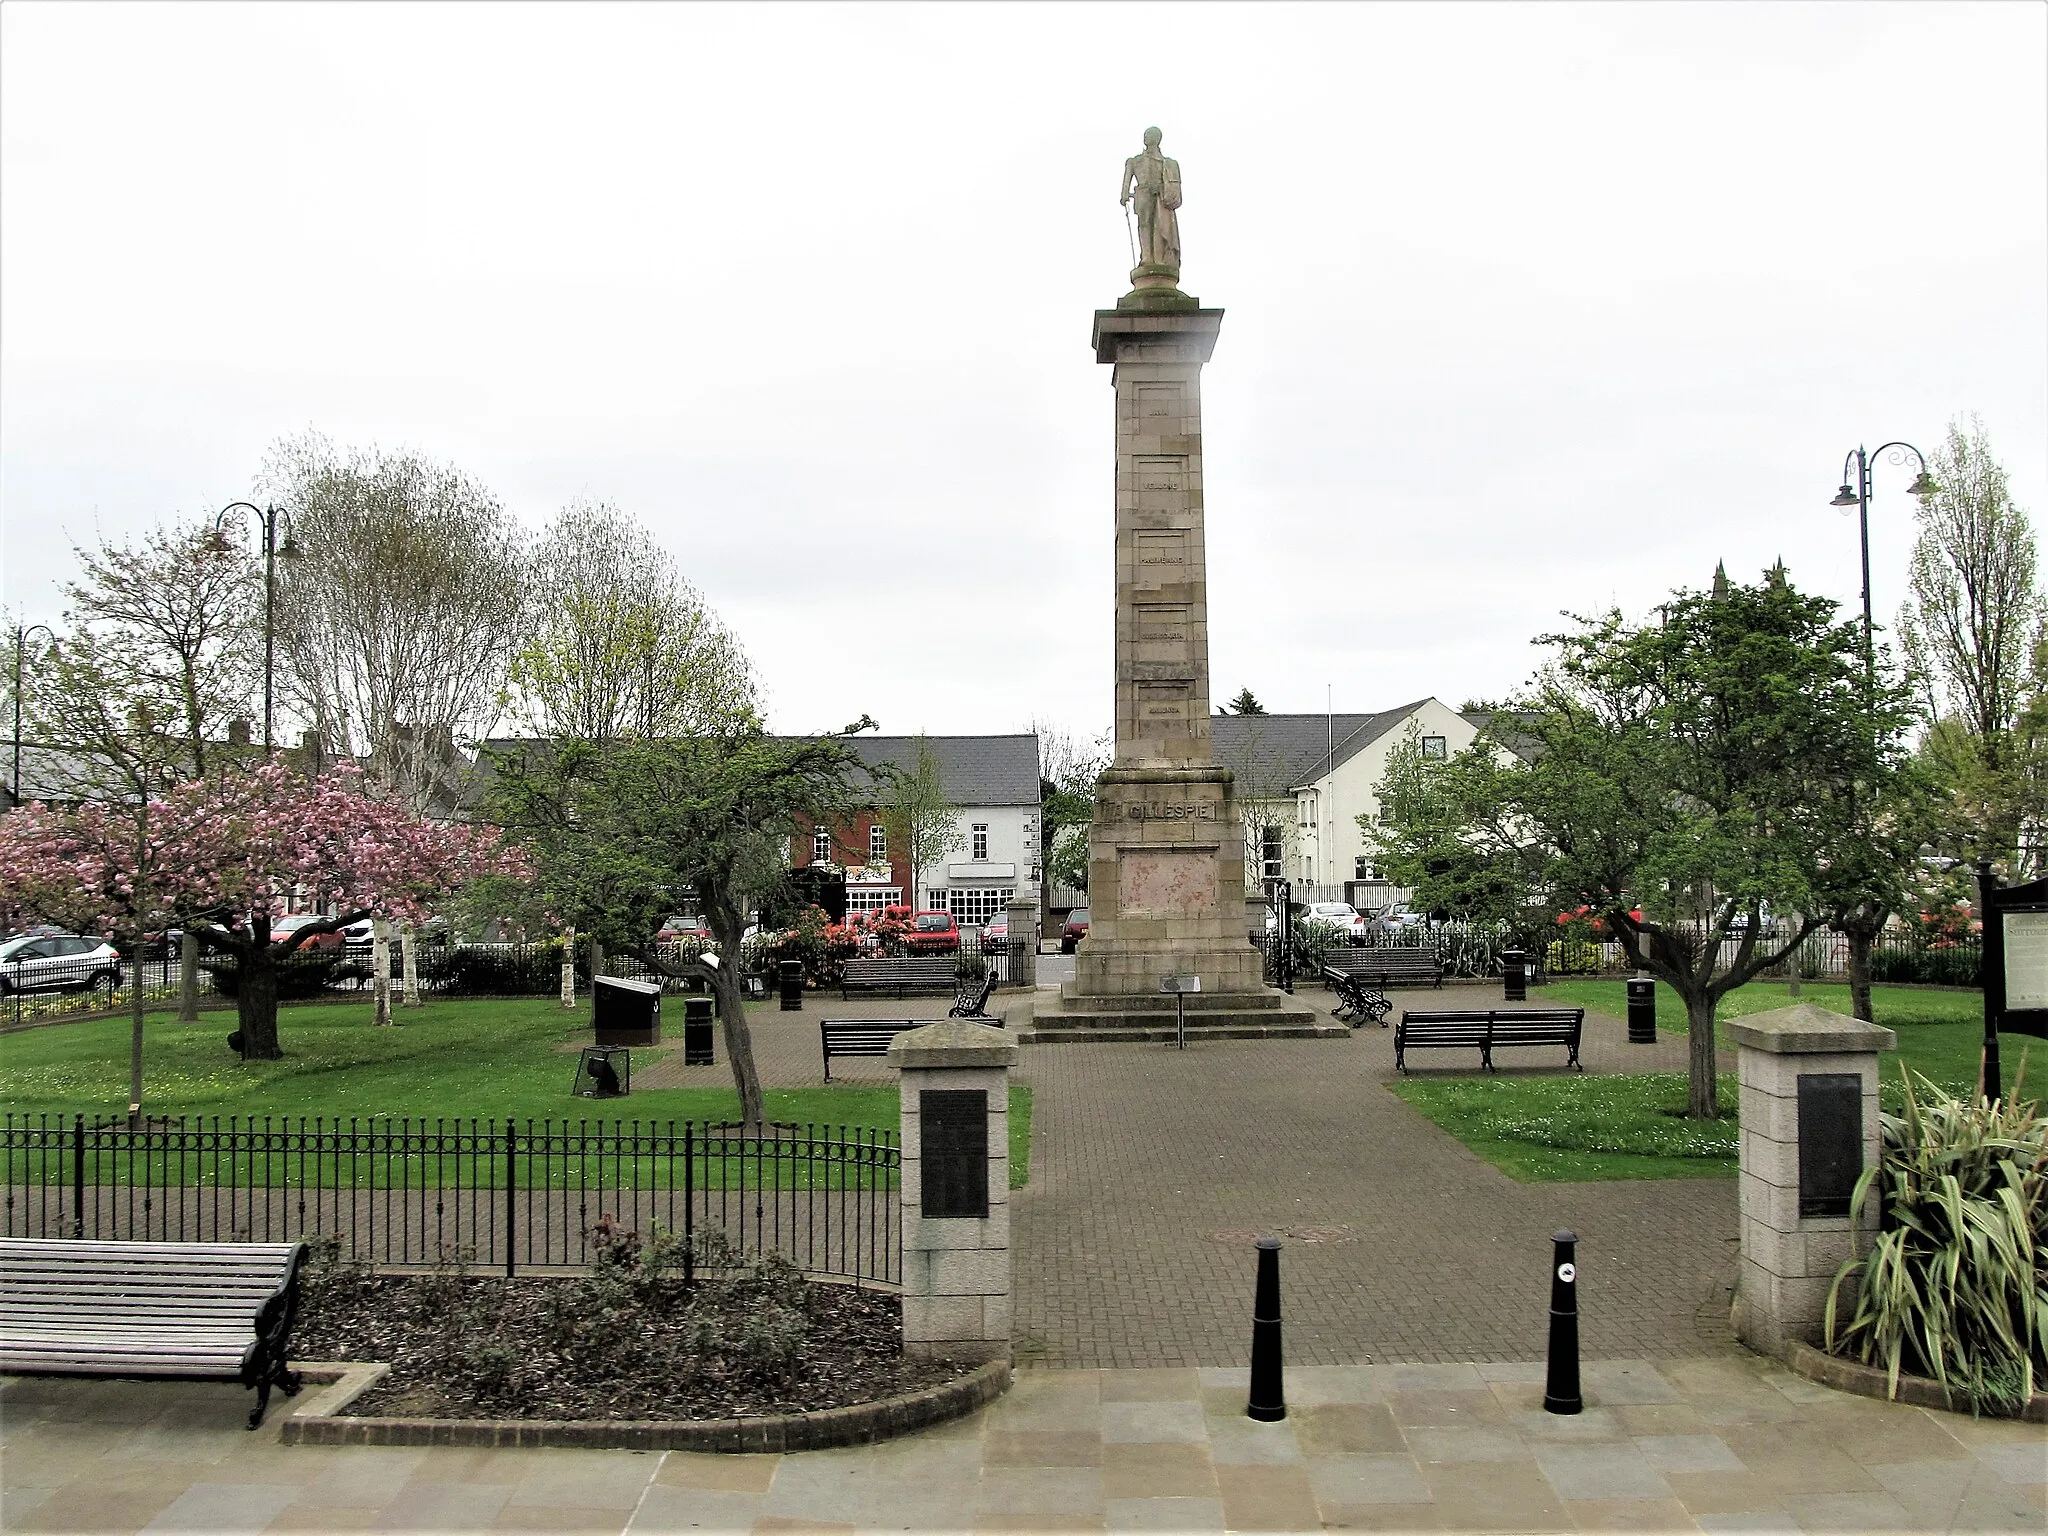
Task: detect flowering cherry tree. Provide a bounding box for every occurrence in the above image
[0,763,524,1058]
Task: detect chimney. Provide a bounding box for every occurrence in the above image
[227,718,252,748]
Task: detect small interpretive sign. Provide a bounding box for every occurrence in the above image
[2004,911,2048,1012]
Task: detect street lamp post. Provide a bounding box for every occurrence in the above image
[1829,442,1937,684]
[214,502,300,756]
[10,623,58,807]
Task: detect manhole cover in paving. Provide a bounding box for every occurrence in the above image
[1210,1224,1358,1245]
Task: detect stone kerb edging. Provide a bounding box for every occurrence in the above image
[1789,1341,2048,1424]
[278,1358,1012,1451]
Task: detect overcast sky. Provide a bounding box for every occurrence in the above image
[4,2,2043,746]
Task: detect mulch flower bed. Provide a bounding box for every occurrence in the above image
[291,1227,968,1422]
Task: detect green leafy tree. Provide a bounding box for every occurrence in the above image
[1369,568,1910,1117]
[1222,688,1267,715]
[485,723,870,1131]
[1899,418,2047,870]
[507,501,755,741]
[876,736,965,911]
[1032,719,1108,901]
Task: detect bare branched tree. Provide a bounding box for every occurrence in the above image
[507,500,755,739]
[263,433,527,812]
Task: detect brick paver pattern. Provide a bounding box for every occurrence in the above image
[3,1357,2041,1533]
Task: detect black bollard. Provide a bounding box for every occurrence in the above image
[1246,1237,1286,1421]
[1543,1229,1583,1415]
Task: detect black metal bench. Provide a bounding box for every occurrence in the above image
[1320,946,1441,1026]
[1394,1008,1586,1073]
[1322,964,1392,1026]
[839,956,960,999]
[949,971,997,1020]
[0,1237,307,1428]
[820,1018,929,1079]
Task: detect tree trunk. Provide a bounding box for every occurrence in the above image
[372,919,392,1027]
[560,926,577,1009]
[177,930,200,1023]
[236,952,284,1059]
[1846,927,1875,1024]
[1685,989,1721,1119]
[590,936,605,982]
[129,927,147,1127]
[702,893,766,1134]
[400,924,421,1008]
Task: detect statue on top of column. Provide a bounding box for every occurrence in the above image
[1120,127,1182,280]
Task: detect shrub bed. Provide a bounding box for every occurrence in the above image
[292,1224,968,1422]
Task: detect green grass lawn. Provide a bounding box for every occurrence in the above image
[1392,981,2007,1184]
[0,998,1032,1188]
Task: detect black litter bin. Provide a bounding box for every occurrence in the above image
[594,975,662,1045]
[1627,976,1657,1044]
[684,996,716,1065]
[778,958,804,1012]
[1502,949,1528,1003]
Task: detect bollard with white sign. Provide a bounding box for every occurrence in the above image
[1543,1229,1582,1414]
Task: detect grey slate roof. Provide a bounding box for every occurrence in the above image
[1210,703,1428,795]
[838,735,1041,807]
[472,733,1042,809]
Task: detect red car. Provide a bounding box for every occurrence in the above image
[1061,906,1090,954]
[270,913,344,953]
[903,911,960,954]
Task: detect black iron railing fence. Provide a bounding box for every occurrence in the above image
[0,1115,901,1286]
[2,937,1021,1024]
[1252,923,1984,988]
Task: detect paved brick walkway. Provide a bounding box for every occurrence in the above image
[1002,984,1740,1369]
[5,1358,2041,1533]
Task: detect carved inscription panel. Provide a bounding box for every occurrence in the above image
[1133,454,1187,516]
[1135,679,1190,724]
[1133,528,1188,591]
[1120,849,1219,916]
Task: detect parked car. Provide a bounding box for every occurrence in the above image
[657,915,711,942]
[1061,906,1091,954]
[0,932,123,995]
[270,914,344,953]
[980,913,1009,953]
[1303,901,1368,942]
[1376,905,1427,936]
[903,911,961,954]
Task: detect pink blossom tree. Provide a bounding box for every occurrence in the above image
[0,764,524,1059]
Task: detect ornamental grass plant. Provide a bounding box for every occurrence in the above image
[1824,1062,2047,1416]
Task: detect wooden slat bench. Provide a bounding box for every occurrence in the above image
[820,1019,929,1079]
[839,957,960,999]
[1319,947,1442,1026]
[1394,1008,1586,1074]
[0,1237,307,1428]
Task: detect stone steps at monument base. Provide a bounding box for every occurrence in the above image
[1052,989,1299,1013]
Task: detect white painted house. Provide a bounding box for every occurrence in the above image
[1210,699,1487,906]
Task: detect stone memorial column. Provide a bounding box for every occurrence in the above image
[1729,1002,1894,1359]
[887,1020,1016,1364]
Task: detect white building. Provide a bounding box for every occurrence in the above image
[798,735,1042,927]
[1210,699,1488,906]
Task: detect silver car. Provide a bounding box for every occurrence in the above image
[0,932,123,994]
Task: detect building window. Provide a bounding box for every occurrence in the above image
[1355,856,1379,880]
[1261,828,1284,881]
[971,823,989,861]
[1421,735,1447,761]
[947,887,1014,926]
[812,828,831,863]
[845,887,902,913]
[869,823,887,860]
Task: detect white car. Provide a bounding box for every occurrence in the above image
[1303,902,1368,941]
[0,932,123,994]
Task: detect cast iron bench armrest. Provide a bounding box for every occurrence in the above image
[1320,965,1390,1027]
[0,1237,306,1429]
[949,971,998,1020]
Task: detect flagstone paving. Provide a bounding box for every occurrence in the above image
[3,1357,2041,1533]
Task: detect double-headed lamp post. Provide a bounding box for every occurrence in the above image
[1830,443,1937,682]
[214,502,300,757]
[10,623,58,807]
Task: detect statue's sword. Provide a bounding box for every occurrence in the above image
[1124,198,1138,268]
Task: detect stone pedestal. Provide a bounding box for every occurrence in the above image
[1005,895,1038,990]
[888,1020,1015,1364]
[1729,1003,1894,1359]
